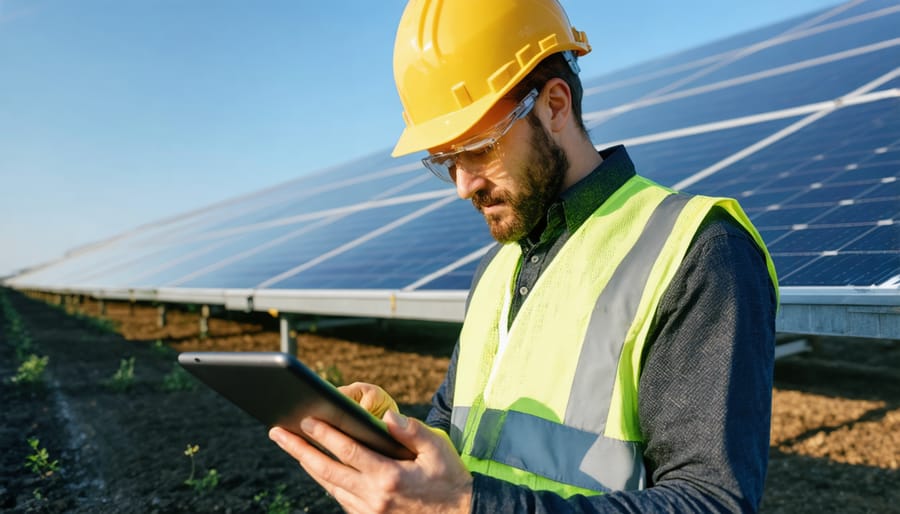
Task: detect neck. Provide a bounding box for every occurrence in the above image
[561,134,603,191]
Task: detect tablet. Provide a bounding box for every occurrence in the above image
[178,351,414,461]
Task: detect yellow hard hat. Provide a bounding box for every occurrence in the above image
[391,0,590,157]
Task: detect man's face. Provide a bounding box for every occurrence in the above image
[457,114,568,243]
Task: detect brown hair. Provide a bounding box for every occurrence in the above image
[508,52,588,137]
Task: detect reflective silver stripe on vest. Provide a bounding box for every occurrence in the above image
[450,406,470,450]
[565,193,691,491]
[465,409,646,492]
[565,193,692,433]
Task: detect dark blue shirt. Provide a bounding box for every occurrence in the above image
[426,146,777,513]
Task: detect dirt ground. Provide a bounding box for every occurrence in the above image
[1,288,897,513]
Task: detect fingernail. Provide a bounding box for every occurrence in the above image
[269,428,285,446]
[300,417,316,434]
[386,410,408,429]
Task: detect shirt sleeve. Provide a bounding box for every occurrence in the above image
[467,209,778,514]
[425,341,458,434]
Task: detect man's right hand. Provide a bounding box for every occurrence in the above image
[338,382,399,419]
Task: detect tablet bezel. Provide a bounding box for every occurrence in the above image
[178,351,414,461]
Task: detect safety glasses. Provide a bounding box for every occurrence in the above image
[422,89,539,183]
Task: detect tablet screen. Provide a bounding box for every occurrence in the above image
[178,351,414,461]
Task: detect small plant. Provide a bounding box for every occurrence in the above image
[24,437,59,479]
[254,483,294,514]
[314,361,344,387]
[151,339,173,358]
[105,356,135,392]
[183,444,219,493]
[160,363,195,392]
[11,354,48,385]
[89,316,118,333]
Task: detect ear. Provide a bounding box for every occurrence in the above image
[541,78,572,135]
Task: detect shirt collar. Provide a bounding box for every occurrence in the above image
[520,145,636,249]
[560,145,637,233]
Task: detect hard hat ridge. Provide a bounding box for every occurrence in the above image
[391,0,591,157]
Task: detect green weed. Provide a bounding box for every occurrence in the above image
[105,357,135,392]
[183,444,219,493]
[254,483,293,514]
[24,437,59,479]
[314,361,344,387]
[160,363,196,392]
[151,339,174,358]
[11,354,48,385]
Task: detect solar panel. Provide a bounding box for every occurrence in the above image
[679,6,900,87]
[7,0,899,338]
[586,47,900,140]
[266,199,488,290]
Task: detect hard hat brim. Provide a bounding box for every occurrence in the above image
[391,95,497,158]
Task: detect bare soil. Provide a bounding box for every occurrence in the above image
[1,288,897,513]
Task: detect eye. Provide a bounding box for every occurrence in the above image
[467,142,495,157]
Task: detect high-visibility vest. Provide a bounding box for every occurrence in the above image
[451,175,778,498]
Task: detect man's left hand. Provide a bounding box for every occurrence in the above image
[269,410,473,514]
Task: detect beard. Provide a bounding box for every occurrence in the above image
[472,119,568,243]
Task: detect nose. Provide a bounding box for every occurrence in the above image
[454,165,486,200]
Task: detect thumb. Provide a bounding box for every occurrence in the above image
[383,410,429,453]
[383,411,456,459]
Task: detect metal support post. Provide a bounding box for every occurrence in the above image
[280,315,297,356]
[157,304,167,328]
[199,305,210,338]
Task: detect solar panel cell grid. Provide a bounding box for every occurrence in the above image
[767,225,871,252]
[20,241,141,287]
[269,200,489,290]
[789,182,886,205]
[415,259,483,290]
[589,12,824,86]
[814,198,899,224]
[174,198,448,289]
[581,66,714,113]
[605,118,800,187]
[72,238,222,287]
[191,170,428,235]
[844,223,900,251]
[782,252,899,286]
[588,47,900,141]
[132,224,308,288]
[675,10,900,89]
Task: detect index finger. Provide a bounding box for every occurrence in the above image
[338,382,398,418]
[300,416,390,473]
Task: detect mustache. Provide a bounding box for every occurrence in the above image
[472,190,510,211]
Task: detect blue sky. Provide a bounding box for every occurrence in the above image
[0,0,844,277]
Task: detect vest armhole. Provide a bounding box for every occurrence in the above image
[466,243,503,313]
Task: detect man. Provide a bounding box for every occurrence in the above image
[269,1,778,512]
